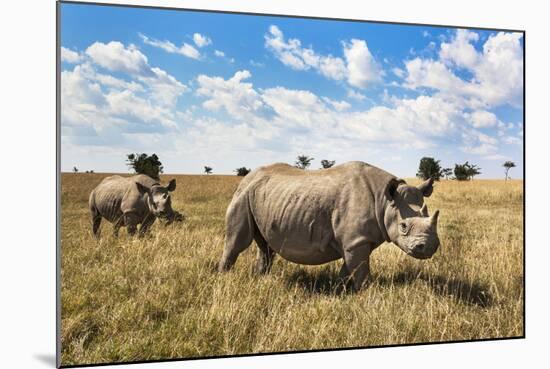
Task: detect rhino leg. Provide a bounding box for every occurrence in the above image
[343,244,373,291]
[218,195,254,272]
[113,217,123,237]
[90,207,102,239]
[338,262,350,284]
[254,232,275,275]
[138,214,156,238]
[123,212,140,236]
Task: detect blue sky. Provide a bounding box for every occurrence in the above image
[60,3,524,178]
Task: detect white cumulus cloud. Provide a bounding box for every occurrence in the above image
[343,39,382,88]
[139,33,200,60]
[403,30,523,108]
[264,25,381,89]
[193,33,212,48]
[61,47,83,63]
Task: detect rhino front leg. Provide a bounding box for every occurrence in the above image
[138,215,156,238]
[123,212,140,237]
[343,243,373,291]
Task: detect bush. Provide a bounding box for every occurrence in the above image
[126,153,163,180]
[454,161,481,181]
[320,160,335,169]
[417,157,442,180]
[235,167,251,176]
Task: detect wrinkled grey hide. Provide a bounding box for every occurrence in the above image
[218,161,440,290]
[89,174,177,238]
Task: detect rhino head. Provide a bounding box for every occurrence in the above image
[136,179,177,220]
[384,177,440,259]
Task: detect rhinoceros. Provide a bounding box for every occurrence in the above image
[89,174,179,238]
[218,161,440,290]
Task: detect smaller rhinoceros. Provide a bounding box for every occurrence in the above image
[88,174,178,238]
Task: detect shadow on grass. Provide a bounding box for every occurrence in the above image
[285,269,350,296]
[377,268,493,308]
[286,267,493,307]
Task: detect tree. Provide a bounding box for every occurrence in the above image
[441,167,453,180]
[204,166,213,175]
[295,155,314,169]
[126,153,163,180]
[320,160,335,169]
[235,167,251,176]
[416,157,443,181]
[72,166,78,173]
[454,161,481,181]
[503,161,516,181]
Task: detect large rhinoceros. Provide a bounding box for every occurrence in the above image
[218,161,440,290]
[88,174,179,238]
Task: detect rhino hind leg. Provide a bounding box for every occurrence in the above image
[254,231,275,275]
[218,195,255,272]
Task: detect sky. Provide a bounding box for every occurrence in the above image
[60,3,524,178]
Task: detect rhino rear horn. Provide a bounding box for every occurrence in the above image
[420,203,429,217]
[418,177,435,197]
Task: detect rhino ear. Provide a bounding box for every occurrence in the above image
[135,182,151,196]
[167,179,176,192]
[385,178,402,201]
[418,177,434,197]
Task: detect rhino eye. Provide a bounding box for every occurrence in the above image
[399,222,408,233]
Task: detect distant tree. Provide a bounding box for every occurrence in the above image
[441,167,453,180]
[416,157,443,181]
[72,166,78,173]
[503,161,516,181]
[204,166,213,175]
[295,155,314,169]
[320,160,336,169]
[235,167,251,176]
[90,170,94,173]
[85,170,89,173]
[126,153,163,180]
[454,161,481,181]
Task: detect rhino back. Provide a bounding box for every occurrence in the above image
[132,174,160,188]
[243,162,395,263]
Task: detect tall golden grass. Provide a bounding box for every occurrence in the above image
[60,173,523,366]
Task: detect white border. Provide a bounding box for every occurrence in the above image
[2,1,548,368]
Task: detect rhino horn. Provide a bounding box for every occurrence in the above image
[430,210,440,227]
[420,203,429,217]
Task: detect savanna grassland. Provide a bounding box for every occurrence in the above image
[60,172,523,366]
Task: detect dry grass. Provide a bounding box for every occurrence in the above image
[60,173,524,366]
